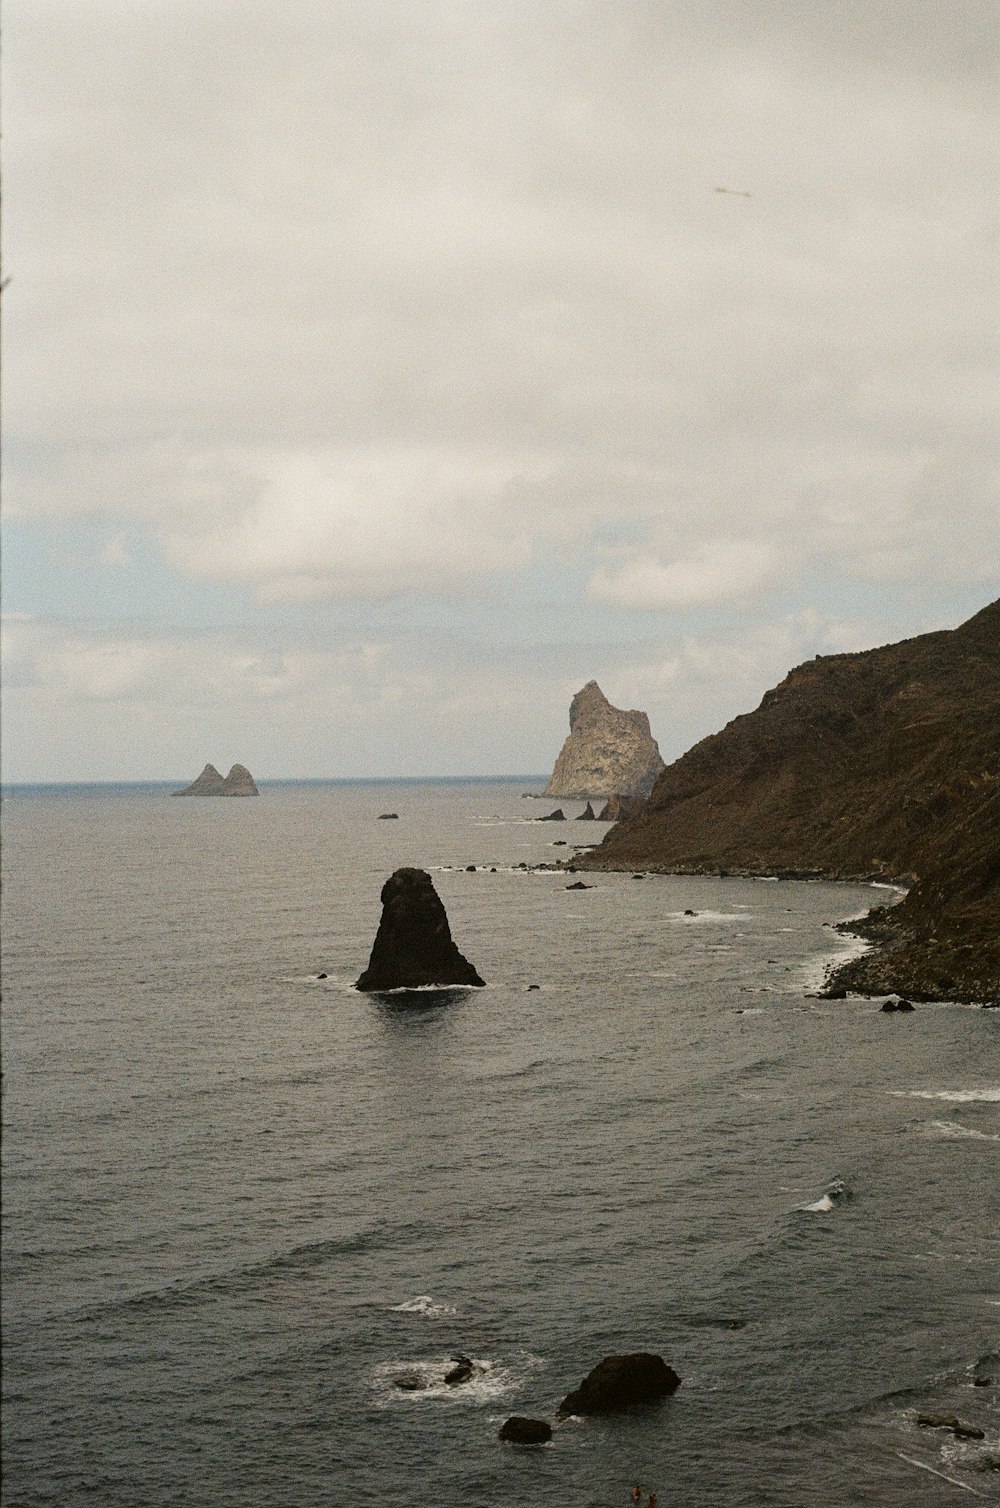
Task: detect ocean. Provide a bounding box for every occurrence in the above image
[2,778,998,1506]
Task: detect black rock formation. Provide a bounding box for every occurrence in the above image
[558,1353,681,1415]
[880,996,915,1012]
[355,868,485,991]
[539,808,566,822]
[499,1417,552,1444]
[577,801,596,820]
[378,812,399,820]
[444,1355,474,1386]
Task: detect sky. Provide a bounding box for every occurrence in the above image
[3,0,997,782]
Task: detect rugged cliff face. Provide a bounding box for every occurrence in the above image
[174,763,260,796]
[544,681,665,799]
[579,602,999,1001]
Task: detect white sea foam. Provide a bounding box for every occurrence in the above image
[800,1177,848,1212]
[924,1120,1000,1142]
[372,1353,538,1407]
[669,910,742,923]
[390,1295,458,1318]
[890,1090,1000,1104]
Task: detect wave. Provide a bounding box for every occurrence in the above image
[891,1090,1000,1104]
[371,1352,541,1408]
[924,1120,1000,1142]
[84,1223,405,1319]
[390,1295,458,1318]
[801,1177,849,1213]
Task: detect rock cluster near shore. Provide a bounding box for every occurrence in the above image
[355,868,485,991]
[173,763,259,797]
[544,681,665,800]
[575,600,1000,1003]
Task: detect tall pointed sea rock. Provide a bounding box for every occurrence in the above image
[355,868,485,991]
[544,681,665,800]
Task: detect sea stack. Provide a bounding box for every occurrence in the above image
[544,682,665,800]
[173,763,259,797]
[355,868,485,991]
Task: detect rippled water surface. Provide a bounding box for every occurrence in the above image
[3,780,998,1505]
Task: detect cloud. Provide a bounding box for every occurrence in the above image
[3,3,996,775]
[589,538,782,610]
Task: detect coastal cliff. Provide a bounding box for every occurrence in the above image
[544,681,665,799]
[578,602,999,1001]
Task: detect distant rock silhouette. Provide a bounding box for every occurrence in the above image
[577,801,596,820]
[544,681,665,800]
[538,808,566,822]
[355,868,485,991]
[173,763,259,797]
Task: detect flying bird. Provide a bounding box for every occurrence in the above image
[714,187,752,198]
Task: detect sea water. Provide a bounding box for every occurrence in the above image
[2,779,998,1506]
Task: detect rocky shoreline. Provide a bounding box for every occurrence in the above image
[572,602,999,1005]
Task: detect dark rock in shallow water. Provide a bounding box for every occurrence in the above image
[378,812,399,820]
[881,996,915,1012]
[355,869,485,991]
[499,1416,552,1444]
[820,984,848,1000]
[444,1355,474,1386]
[558,1353,681,1415]
[566,880,591,890]
[577,801,596,820]
[317,972,327,980]
[917,1412,985,1440]
[683,909,697,917]
[539,808,566,821]
[393,1372,428,1391]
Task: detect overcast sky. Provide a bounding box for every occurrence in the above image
[3,0,997,782]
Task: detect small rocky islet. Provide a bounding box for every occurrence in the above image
[173,762,259,797]
[354,868,484,991]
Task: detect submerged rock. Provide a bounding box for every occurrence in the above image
[355,868,485,991]
[917,1412,985,1440]
[378,812,399,820]
[565,881,591,890]
[558,1353,681,1415]
[173,762,259,797]
[499,1416,552,1444]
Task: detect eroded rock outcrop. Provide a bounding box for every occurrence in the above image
[355,868,485,991]
[558,1353,681,1415]
[544,682,665,800]
[173,763,259,797]
[598,793,645,823]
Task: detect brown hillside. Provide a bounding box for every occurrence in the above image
[581,601,999,1001]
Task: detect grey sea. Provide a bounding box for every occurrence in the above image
[2,778,998,1506]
